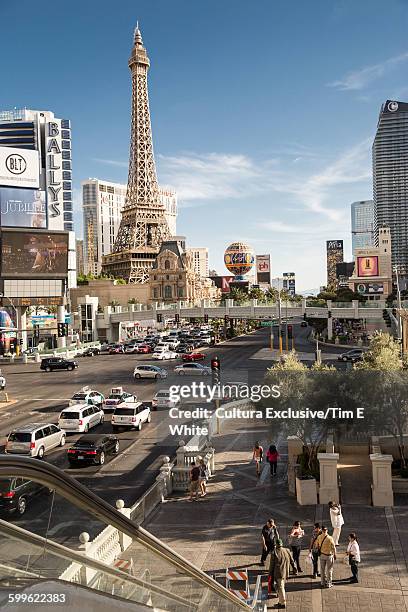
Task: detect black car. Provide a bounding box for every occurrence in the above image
[67,434,120,466]
[82,346,101,356]
[337,349,363,363]
[0,478,48,516]
[301,321,308,327]
[40,357,78,372]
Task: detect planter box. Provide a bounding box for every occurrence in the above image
[392,476,408,494]
[296,477,317,505]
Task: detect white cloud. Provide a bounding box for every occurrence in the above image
[93,158,128,168]
[328,51,408,91]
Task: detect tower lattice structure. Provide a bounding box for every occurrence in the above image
[102,25,170,283]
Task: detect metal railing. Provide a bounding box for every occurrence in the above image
[0,456,251,611]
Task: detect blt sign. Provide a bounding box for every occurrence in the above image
[46,121,62,221]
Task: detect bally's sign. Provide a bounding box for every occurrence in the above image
[0,147,40,189]
[46,120,63,223]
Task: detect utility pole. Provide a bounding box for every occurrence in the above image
[278,280,283,354]
[285,299,289,351]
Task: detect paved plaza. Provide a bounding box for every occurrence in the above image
[141,418,408,611]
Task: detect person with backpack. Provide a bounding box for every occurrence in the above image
[252,441,263,477]
[266,444,279,476]
[188,461,201,501]
[260,518,280,566]
[198,458,209,497]
[309,522,322,579]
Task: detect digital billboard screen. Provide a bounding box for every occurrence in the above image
[0,187,47,228]
[1,231,68,277]
[357,256,379,277]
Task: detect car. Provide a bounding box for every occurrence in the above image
[152,390,180,410]
[111,401,151,431]
[100,342,116,352]
[5,423,66,458]
[0,373,5,390]
[199,338,212,346]
[103,387,136,411]
[82,346,101,356]
[152,350,178,360]
[174,363,212,376]
[301,321,308,327]
[67,434,119,466]
[182,352,206,362]
[124,344,139,354]
[137,344,152,354]
[133,365,167,380]
[0,478,49,516]
[109,344,125,354]
[40,357,78,372]
[69,386,104,407]
[337,349,364,363]
[167,340,180,350]
[58,404,104,433]
[22,347,39,356]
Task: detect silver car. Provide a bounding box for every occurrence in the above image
[174,363,212,376]
[5,423,66,459]
[133,365,168,380]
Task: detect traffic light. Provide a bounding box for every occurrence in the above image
[157,313,163,323]
[33,325,40,340]
[328,310,332,319]
[383,309,391,327]
[211,356,220,371]
[224,314,229,324]
[204,314,209,323]
[287,324,293,340]
[64,323,69,336]
[175,313,180,323]
[57,323,65,337]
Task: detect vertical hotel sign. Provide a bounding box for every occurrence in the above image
[46,119,63,230]
[256,254,271,284]
[326,240,344,289]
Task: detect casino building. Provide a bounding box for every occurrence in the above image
[0,108,76,349]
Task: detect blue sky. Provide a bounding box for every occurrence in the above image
[2,0,408,290]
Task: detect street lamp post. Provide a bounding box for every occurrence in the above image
[394,265,404,355]
[277,279,283,354]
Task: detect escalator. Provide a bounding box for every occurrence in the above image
[0,456,261,611]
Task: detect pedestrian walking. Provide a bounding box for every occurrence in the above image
[309,522,322,579]
[347,532,360,583]
[188,461,201,501]
[329,501,344,545]
[316,526,336,588]
[288,521,304,573]
[252,441,263,477]
[266,444,279,476]
[268,538,297,609]
[260,518,280,566]
[198,458,208,497]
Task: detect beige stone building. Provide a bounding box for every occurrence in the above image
[70,279,149,311]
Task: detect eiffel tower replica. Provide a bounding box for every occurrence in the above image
[102,24,170,283]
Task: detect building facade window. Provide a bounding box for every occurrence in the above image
[164,259,171,270]
[164,285,172,299]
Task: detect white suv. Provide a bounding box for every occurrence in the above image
[58,404,104,433]
[5,423,66,458]
[111,401,151,431]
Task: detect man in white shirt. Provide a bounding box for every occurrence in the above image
[347,533,360,583]
[329,501,344,545]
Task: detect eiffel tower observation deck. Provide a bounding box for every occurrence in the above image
[102,25,170,283]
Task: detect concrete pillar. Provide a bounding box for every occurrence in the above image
[16,307,28,352]
[318,453,339,503]
[352,300,359,319]
[370,454,394,507]
[57,305,66,348]
[287,436,304,494]
[115,500,132,550]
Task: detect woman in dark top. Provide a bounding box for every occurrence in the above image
[266,444,279,476]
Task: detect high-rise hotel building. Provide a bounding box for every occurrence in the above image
[82,178,178,274]
[373,100,408,282]
[351,200,375,256]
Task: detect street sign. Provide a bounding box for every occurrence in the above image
[261,321,275,327]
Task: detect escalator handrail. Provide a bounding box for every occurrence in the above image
[0,517,194,610]
[0,456,251,611]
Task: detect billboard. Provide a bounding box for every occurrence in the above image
[357,256,379,277]
[209,275,234,293]
[283,272,296,296]
[256,255,271,284]
[356,282,383,295]
[0,188,46,228]
[0,147,40,189]
[1,231,68,277]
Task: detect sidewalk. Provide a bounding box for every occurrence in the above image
[135,418,408,611]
